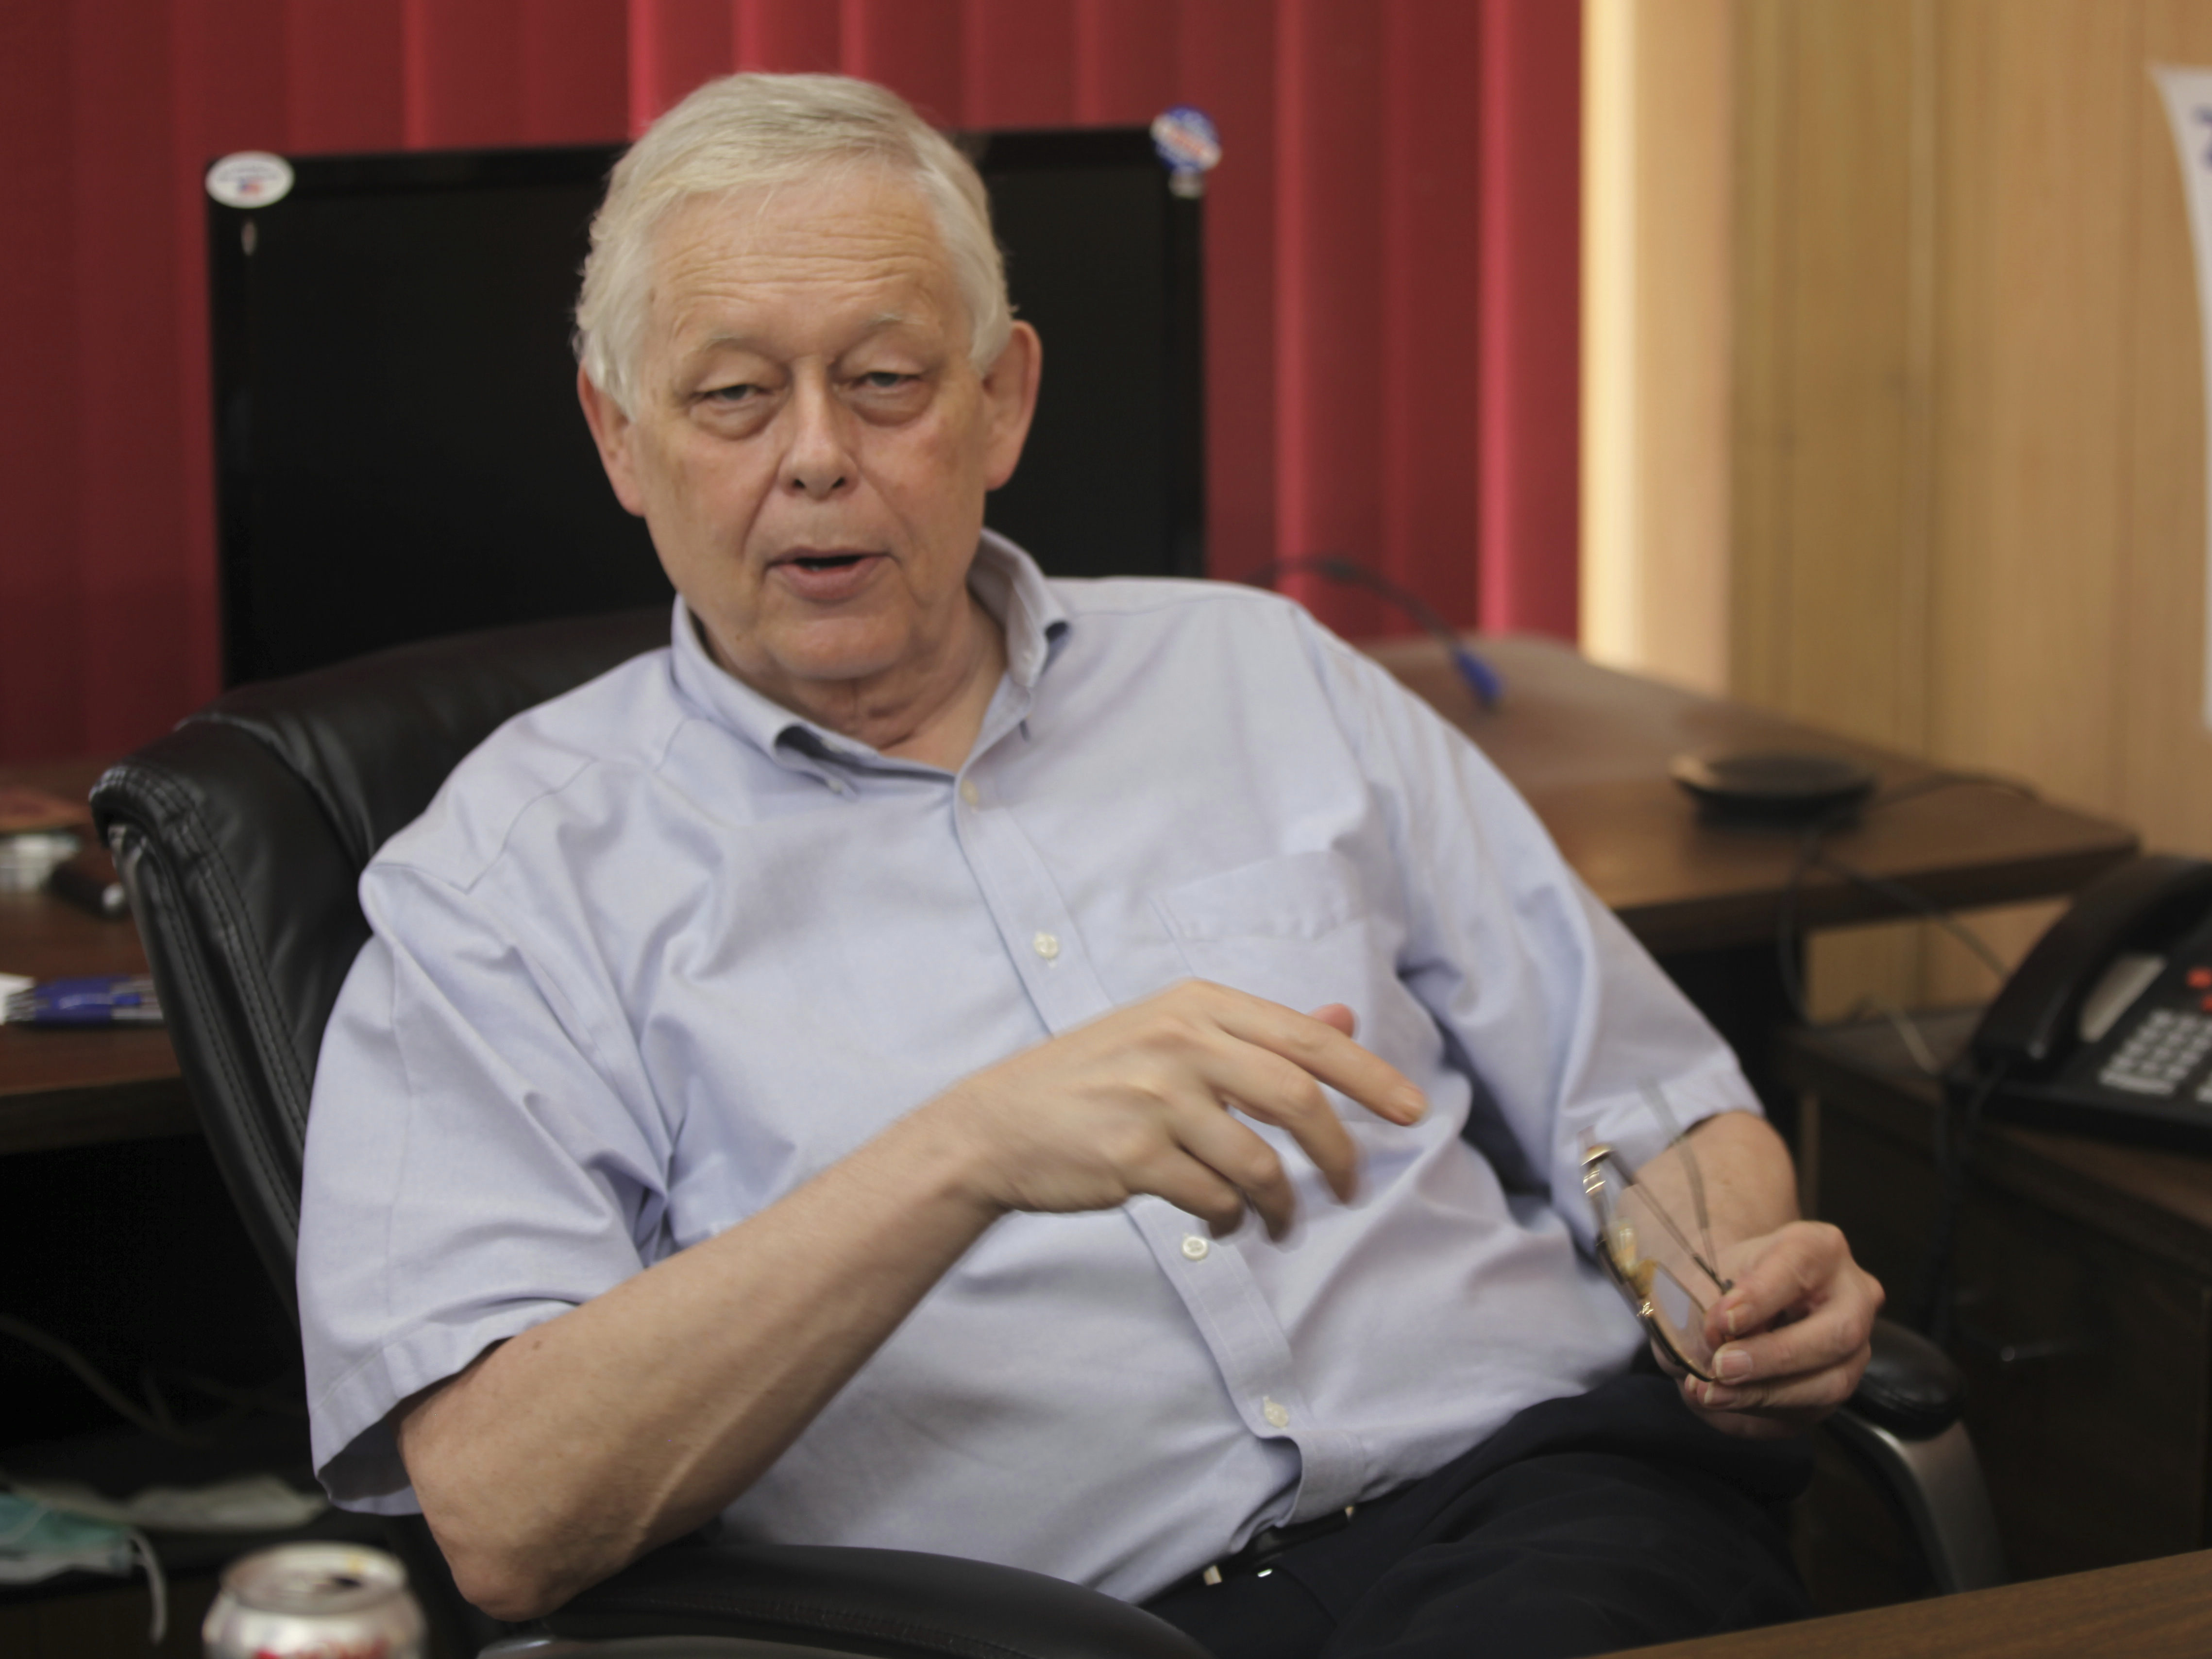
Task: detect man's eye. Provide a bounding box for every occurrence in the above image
[705,383,760,404]
[856,371,916,390]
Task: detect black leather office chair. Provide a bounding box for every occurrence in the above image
[87,611,2001,1653]
[88,609,1206,1659]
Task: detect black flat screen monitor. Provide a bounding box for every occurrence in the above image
[208,129,1203,685]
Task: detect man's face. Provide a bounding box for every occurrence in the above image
[579,170,1039,714]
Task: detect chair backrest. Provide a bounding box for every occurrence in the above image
[89,608,669,1313]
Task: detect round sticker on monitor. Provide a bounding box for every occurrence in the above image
[1150,107,1221,198]
[205,151,295,209]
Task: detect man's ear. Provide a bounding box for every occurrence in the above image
[576,366,649,518]
[979,322,1042,492]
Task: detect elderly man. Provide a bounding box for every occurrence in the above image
[298,72,1879,1659]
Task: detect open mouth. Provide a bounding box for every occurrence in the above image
[770,551,884,599]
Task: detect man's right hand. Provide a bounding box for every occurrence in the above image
[923,981,1429,1240]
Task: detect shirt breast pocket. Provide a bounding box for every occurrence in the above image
[1151,849,1391,1017]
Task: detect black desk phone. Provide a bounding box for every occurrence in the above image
[1951,854,2212,1149]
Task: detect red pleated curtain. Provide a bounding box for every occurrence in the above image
[0,0,1578,763]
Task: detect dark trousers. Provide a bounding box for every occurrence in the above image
[1144,1372,1813,1659]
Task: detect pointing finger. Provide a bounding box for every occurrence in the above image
[1201,985,1427,1127]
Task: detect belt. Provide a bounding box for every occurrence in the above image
[1157,1488,1407,1601]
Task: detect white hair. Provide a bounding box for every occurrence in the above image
[574,73,1012,414]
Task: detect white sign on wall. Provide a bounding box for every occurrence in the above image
[2154,64,2212,730]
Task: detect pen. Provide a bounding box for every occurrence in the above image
[1,974,164,1027]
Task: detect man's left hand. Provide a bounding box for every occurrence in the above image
[1681,1219,1884,1438]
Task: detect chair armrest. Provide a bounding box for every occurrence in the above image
[542,1540,1212,1659]
[1848,1316,1967,1440]
[1825,1324,2006,1594]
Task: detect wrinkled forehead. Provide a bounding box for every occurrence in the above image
[644,167,968,336]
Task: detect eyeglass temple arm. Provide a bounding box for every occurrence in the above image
[1610,1158,1735,1294]
[1638,1083,1727,1276]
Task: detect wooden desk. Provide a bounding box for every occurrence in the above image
[1367,634,2138,955]
[460,1555,2212,1659]
[1609,1547,2212,1658]
[0,637,2139,1158]
[0,757,193,1153]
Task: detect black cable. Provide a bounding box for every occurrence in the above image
[0,1313,207,1446]
[1909,1053,2013,1342]
[1773,813,1832,1025]
[1771,769,2035,1026]
[1836,997,1949,1078]
[1811,846,2013,981]
[0,1312,304,1443]
[169,1367,310,1421]
[1756,767,2048,1345]
[1236,555,1503,708]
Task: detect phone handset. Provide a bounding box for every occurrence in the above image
[1970,854,2212,1079]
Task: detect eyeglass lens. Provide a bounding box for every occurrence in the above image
[1591,1152,1728,1381]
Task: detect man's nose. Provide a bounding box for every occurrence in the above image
[780,377,855,501]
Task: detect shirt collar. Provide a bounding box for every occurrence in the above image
[666,529,1070,769]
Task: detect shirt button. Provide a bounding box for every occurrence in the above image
[1032,931,1061,961]
[1181,1235,1210,1261]
[959,779,980,806]
[1262,1398,1291,1429]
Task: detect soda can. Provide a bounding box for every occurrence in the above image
[203,1542,427,1659]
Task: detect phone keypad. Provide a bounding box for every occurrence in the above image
[2100,1008,2212,1097]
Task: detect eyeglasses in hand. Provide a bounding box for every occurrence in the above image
[1581,1107,1735,1383]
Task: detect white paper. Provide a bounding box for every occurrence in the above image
[3,1473,326,1533]
[2154,64,2212,729]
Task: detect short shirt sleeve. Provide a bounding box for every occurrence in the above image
[297,859,671,1514]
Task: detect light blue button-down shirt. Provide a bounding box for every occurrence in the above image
[298,535,1758,1602]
